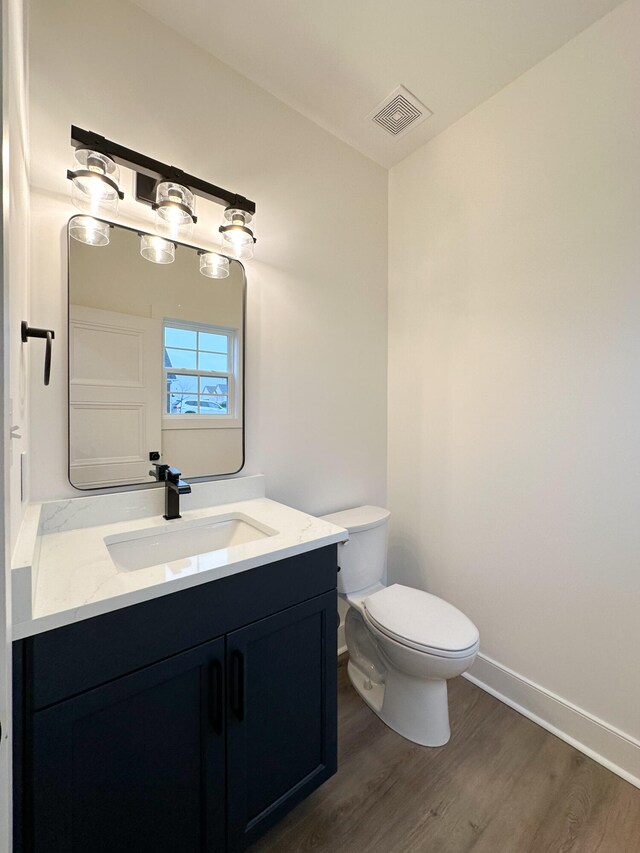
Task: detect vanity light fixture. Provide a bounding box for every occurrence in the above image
[154,181,197,239]
[68,127,257,258]
[140,234,176,265]
[219,206,256,260]
[198,251,230,279]
[68,215,112,246]
[67,149,124,216]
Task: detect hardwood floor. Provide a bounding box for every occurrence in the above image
[252,656,640,853]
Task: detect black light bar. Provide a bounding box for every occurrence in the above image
[70,125,256,215]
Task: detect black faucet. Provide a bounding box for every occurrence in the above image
[149,463,192,520]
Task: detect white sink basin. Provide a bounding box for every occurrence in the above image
[105,514,277,573]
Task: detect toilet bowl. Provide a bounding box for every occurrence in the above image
[321,506,479,747]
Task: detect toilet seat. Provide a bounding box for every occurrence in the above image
[364,584,480,659]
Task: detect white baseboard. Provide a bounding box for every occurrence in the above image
[338,643,347,657]
[465,653,640,790]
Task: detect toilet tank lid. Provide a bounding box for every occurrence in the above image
[320,505,390,533]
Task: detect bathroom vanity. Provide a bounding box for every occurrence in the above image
[11,476,346,852]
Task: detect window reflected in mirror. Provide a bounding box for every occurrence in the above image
[164,321,236,417]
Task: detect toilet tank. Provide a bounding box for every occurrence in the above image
[320,506,390,595]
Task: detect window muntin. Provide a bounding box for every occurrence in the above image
[164,321,236,418]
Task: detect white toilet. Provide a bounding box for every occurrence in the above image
[321,506,479,747]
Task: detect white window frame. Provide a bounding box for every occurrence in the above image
[162,318,242,430]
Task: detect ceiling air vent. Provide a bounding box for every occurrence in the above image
[368,85,432,138]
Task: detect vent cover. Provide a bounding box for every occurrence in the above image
[368,85,432,138]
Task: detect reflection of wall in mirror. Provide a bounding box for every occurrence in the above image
[68,223,244,487]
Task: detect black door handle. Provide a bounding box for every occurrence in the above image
[230,650,244,722]
[209,660,223,734]
[44,330,53,386]
[21,321,56,386]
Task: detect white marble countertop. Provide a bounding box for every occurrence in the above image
[12,475,348,640]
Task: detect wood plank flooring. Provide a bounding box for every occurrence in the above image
[251,656,640,853]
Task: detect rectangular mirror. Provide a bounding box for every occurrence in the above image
[68,219,245,489]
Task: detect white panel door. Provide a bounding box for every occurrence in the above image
[69,305,162,487]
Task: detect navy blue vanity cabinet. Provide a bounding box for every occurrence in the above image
[226,592,337,852]
[13,545,338,853]
[31,639,226,853]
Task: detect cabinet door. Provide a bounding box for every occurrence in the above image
[226,591,337,852]
[31,638,226,853]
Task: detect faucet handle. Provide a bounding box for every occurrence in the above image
[149,462,170,481]
[165,466,183,484]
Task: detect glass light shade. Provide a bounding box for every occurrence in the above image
[220,235,255,260]
[69,215,111,246]
[219,207,255,260]
[70,149,121,216]
[224,206,253,227]
[154,181,195,239]
[140,234,175,264]
[199,252,230,279]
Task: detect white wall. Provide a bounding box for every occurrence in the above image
[2,0,30,845]
[389,0,640,771]
[6,0,29,554]
[27,0,388,514]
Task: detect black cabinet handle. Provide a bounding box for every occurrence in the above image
[209,660,223,734]
[230,650,244,722]
[21,321,56,386]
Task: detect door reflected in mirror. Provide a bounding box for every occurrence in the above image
[68,219,245,490]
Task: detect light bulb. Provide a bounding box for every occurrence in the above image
[165,206,183,225]
[140,234,175,264]
[76,174,110,199]
[154,182,195,239]
[69,215,111,246]
[199,252,230,279]
[219,207,256,260]
[69,149,121,216]
[227,219,252,246]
